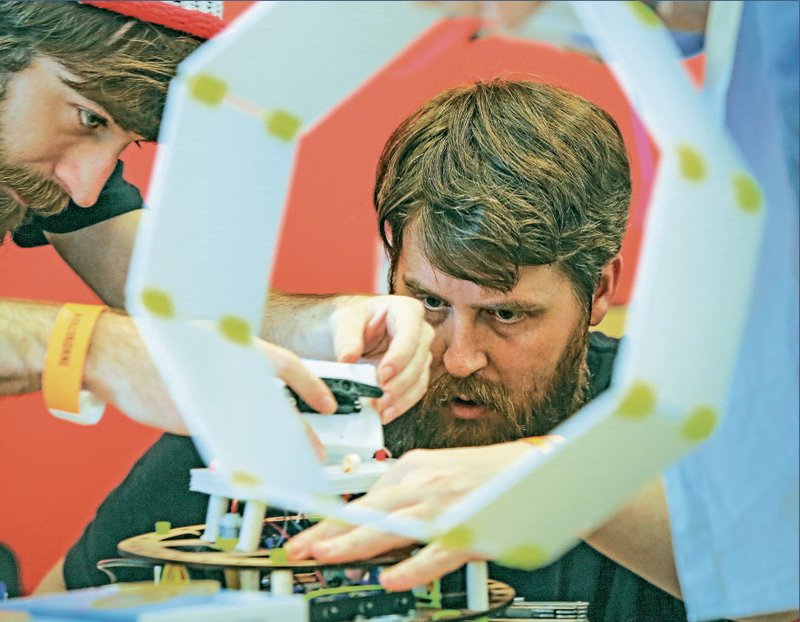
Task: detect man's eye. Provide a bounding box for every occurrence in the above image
[78,108,108,129]
[420,295,445,311]
[493,309,523,323]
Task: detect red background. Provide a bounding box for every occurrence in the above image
[0,2,702,592]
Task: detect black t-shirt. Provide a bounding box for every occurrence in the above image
[63,332,715,622]
[12,160,143,247]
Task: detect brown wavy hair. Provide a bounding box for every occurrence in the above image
[0,1,202,140]
[0,1,202,239]
[375,80,632,310]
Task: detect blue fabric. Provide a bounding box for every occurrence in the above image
[665,2,800,620]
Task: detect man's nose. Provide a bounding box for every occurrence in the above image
[441,318,488,378]
[53,143,123,207]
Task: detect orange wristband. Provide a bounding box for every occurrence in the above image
[43,303,107,425]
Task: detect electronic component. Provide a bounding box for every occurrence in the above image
[492,598,589,620]
[308,585,415,621]
[288,377,383,414]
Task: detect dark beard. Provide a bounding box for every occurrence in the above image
[0,138,70,239]
[384,326,590,457]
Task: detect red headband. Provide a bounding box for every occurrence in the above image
[79,1,224,40]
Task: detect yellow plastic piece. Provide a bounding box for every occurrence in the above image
[437,526,474,550]
[231,470,261,487]
[732,171,763,214]
[216,537,237,552]
[155,521,171,535]
[615,382,656,419]
[677,143,706,182]
[627,1,662,27]
[497,544,549,570]
[263,109,302,141]
[187,74,228,106]
[681,405,719,441]
[218,315,252,345]
[140,289,175,318]
[160,564,190,585]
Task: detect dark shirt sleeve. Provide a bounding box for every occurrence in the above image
[63,435,208,589]
[12,160,143,248]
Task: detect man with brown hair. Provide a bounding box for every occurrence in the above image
[48,79,707,621]
[0,1,433,433]
[373,79,628,453]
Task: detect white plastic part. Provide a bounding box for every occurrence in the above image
[269,569,294,596]
[466,560,489,611]
[236,501,267,553]
[201,494,230,542]
[239,569,261,592]
[48,390,105,426]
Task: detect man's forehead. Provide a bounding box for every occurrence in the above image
[397,238,568,306]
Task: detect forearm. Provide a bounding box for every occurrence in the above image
[82,309,185,433]
[0,299,60,395]
[261,288,353,360]
[0,298,185,432]
[47,210,142,309]
[33,558,66,595]
[588,485,799,622]
[583,475,682,599]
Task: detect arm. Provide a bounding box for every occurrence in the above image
[286,444,799,622]
[48,215,432,421]
[0,299,59,396]
[284,447,681,594]
[33,558,66,595]
[0,299,336,433]
[0,298,186,433]
[583,476,680,598]
[46,210,142,309]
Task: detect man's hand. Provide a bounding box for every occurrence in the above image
[285,440,534,590]
[328,295,433,422]
[265,292,434,424]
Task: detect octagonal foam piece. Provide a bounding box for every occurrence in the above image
[126,1,766,560]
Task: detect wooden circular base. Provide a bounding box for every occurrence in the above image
[118,521,410,570]
[117,520,515,621]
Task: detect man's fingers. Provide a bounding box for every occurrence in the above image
[375,301,433,385]
[285,517,354,559]
[330,303,368,364]
[258,342,337,414]
[286,478,436,560]
[379,543,475,591]
[378,349,432,423]
[309,521,417,564]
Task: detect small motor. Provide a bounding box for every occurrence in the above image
[287,377,383,414]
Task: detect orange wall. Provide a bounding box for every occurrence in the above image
[0,2,703,593]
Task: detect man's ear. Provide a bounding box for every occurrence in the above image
[589,254,623,326]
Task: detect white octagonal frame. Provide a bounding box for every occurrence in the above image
[126,0,765,568]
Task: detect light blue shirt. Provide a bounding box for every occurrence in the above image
[664,2,800,620]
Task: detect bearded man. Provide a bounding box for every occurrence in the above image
[35,79,718,622]
[375,80,626,456]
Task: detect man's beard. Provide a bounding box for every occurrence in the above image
[0,123,70,239]
[384,324,590,456]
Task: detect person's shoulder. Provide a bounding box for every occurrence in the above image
[587,331,621,397]
[588,330,620,354]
